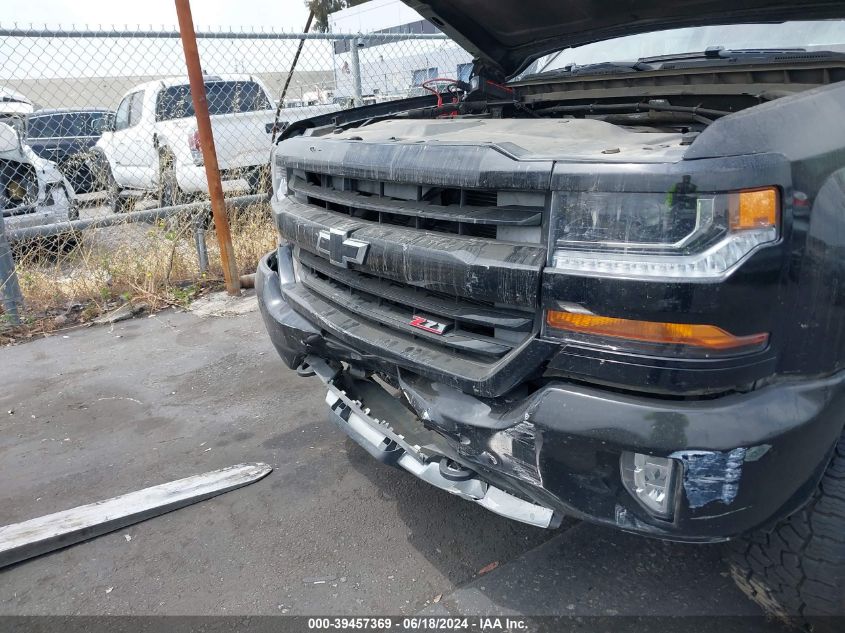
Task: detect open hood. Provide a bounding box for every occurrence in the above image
[404,1,845,77]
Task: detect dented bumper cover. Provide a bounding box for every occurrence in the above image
[258,247,845,542]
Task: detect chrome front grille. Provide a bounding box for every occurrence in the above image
[279,168,548,363]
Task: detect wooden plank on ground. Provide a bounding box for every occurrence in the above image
[0,462,272,568]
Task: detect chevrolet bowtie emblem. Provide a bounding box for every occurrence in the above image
[317,228,369,268]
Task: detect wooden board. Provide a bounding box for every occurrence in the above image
[0,462,272,568]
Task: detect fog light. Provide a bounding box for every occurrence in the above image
[620,452,679,519]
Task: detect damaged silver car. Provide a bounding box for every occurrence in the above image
[1,121,76,238]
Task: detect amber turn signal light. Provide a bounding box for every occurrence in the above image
[730,187,779,231]
[546,311,769,351]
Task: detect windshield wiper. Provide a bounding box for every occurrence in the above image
[524,47,845,81]
[532,100,731,125]
[637,47,845,66]
[527,60,653,79]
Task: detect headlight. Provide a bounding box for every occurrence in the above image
[7,178,36,204]
[551,186,779,280]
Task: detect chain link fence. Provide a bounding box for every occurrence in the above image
[0,25,470,336]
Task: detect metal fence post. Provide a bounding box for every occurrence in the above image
[0,214,23,326]
[193,220,209,274]
[174,0,241,296]
[351,37,363,107]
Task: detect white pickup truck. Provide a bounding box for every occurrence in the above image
[94,75,276,211]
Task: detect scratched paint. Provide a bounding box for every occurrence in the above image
[669,448,748,509]
[488,420,543,487]
[614,505,664,533]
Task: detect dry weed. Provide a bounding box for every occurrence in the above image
[1,202,276,342]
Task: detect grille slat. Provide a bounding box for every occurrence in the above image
[291,178,542,229]
[276,196,546,308]
[299,264,514,359]
[299,250,533,331]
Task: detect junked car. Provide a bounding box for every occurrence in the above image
[1,122,76,237]
[0,88,34,145]
[93,75,276,212]
[26,108,114,195]
[257,0,845,625]
[0,86,34,119]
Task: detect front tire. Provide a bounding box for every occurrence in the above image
[43,231,81,255]
[158,154,185,209]
[106,178,133,214]
[729,428,845,629]
[95,155,133,214]
[64,152,96,195]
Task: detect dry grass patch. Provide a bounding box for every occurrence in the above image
[1,202,276,342]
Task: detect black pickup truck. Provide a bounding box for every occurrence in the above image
[25,108,113,194]
[258,1,845,623]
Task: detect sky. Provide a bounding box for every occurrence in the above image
[0,0,328,82]
[0,0,458,89]
[2,0,313,31]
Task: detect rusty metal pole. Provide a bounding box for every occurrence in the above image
[174,0,240,295]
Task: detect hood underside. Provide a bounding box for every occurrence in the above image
[404,0,845,77]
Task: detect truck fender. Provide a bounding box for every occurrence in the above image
[88,146,117,190]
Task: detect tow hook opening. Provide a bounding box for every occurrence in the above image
[439,459,476,482]
[296,361,316,378]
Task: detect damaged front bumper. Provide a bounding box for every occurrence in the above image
[257,247,845,541]
[317,360,557,529]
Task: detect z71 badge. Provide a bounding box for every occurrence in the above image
[409,315,452,335]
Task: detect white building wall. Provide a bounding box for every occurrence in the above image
[334,41,470,98]
[327,0,472,99]
[328,0,424,33]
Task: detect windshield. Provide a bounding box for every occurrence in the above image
[27,112,109,139]
[525,20,845,76]
[156,81,271,121]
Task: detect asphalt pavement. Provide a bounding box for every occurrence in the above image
[0,296,784,628]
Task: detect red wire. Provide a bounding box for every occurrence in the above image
[484,79,513,93]
[420,77,458,108]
